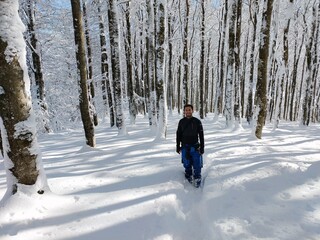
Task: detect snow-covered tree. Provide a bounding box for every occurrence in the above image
[225,0,237,127]
[255,0,274,139]
[70,0,96,147]
[0,0,48,196]
[108,0,126,134]
[21,0,50,133]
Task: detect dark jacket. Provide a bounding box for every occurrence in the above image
[176,117,204,153]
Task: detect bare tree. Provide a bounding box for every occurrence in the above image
[70,0,96,146]
[123,2,138,124]
[95,0,115,127]
[290,2,304,121]
[24,0,50,132]
[108,0,126,133]
[199,0,205,119]
[302,2,319,125]
[167,11,174,113]
[146,0,157,128]
[255,0,274,139]
[225,0,237,126]
[234,0,242,122]
[82,1,98,126]
[155,2,167,139]
[216,0,228,116]
[0,0,48,195]
[182,0,190,106]
[246,0,259,124]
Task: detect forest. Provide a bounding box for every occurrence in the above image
[8,1,320,139]
[0,0,319,191]
[1,2,320,238]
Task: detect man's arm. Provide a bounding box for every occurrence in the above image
[176,121,182,153]
[198,121,204,154]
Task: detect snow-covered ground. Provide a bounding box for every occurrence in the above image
[0,113,320,240]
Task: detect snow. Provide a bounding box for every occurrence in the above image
[0,113,320,240]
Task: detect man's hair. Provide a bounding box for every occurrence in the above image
[184,104,193,110]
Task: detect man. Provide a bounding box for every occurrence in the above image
[176,104,204,187]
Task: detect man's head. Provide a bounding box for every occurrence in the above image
[183,104,193,118]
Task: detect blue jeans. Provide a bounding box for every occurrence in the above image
[181,144,203,179]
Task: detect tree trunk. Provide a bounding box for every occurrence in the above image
[167,14,173,113]
[246,0,258,124]
[108,0,126,133]
[302,3,318,125]
[255,0,274,139]
[96,0,115,127]
[241,31,249,118]
[124,2,137,124]
[70,0,95,147]
[199,0,205,119]
[82,1,98,126]
[0,0,48,195]
[25,0,50,132]
[216,0,228,115]
[234,0,242,122]
[155,2,167,139]
[146,0,157,128]
[225,0,236,127]
[182,0,190,105]
[290,8,304,121]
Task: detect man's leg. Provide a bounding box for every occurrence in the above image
[191,149,202,187]
[182,147,192,182]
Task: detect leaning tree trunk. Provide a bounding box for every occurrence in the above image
[0,0,48,196]
[70,0,95,147]
[255,0,274,139]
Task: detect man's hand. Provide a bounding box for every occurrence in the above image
[176,146,181,154]
[200,147,204,155]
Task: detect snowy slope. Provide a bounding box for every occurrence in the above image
[0,113,320,240]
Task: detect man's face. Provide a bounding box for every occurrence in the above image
[184,107,193,118]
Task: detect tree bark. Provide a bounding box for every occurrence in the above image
[83,1,98,126]
[246,0,258,123]
[96,1,115,127]
[0,0,48,194]
[108,0,125,133]
[199,0,205,119]
[234,0,242,122]
[255,0,274,139]
[155,2,167,139]
[123,2,137,124]
[182,0,190,105]
[70,0,95,147]
[25,0,50,132]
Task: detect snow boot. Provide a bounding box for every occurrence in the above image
[194,178,201,188]
[185,174,193,184]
